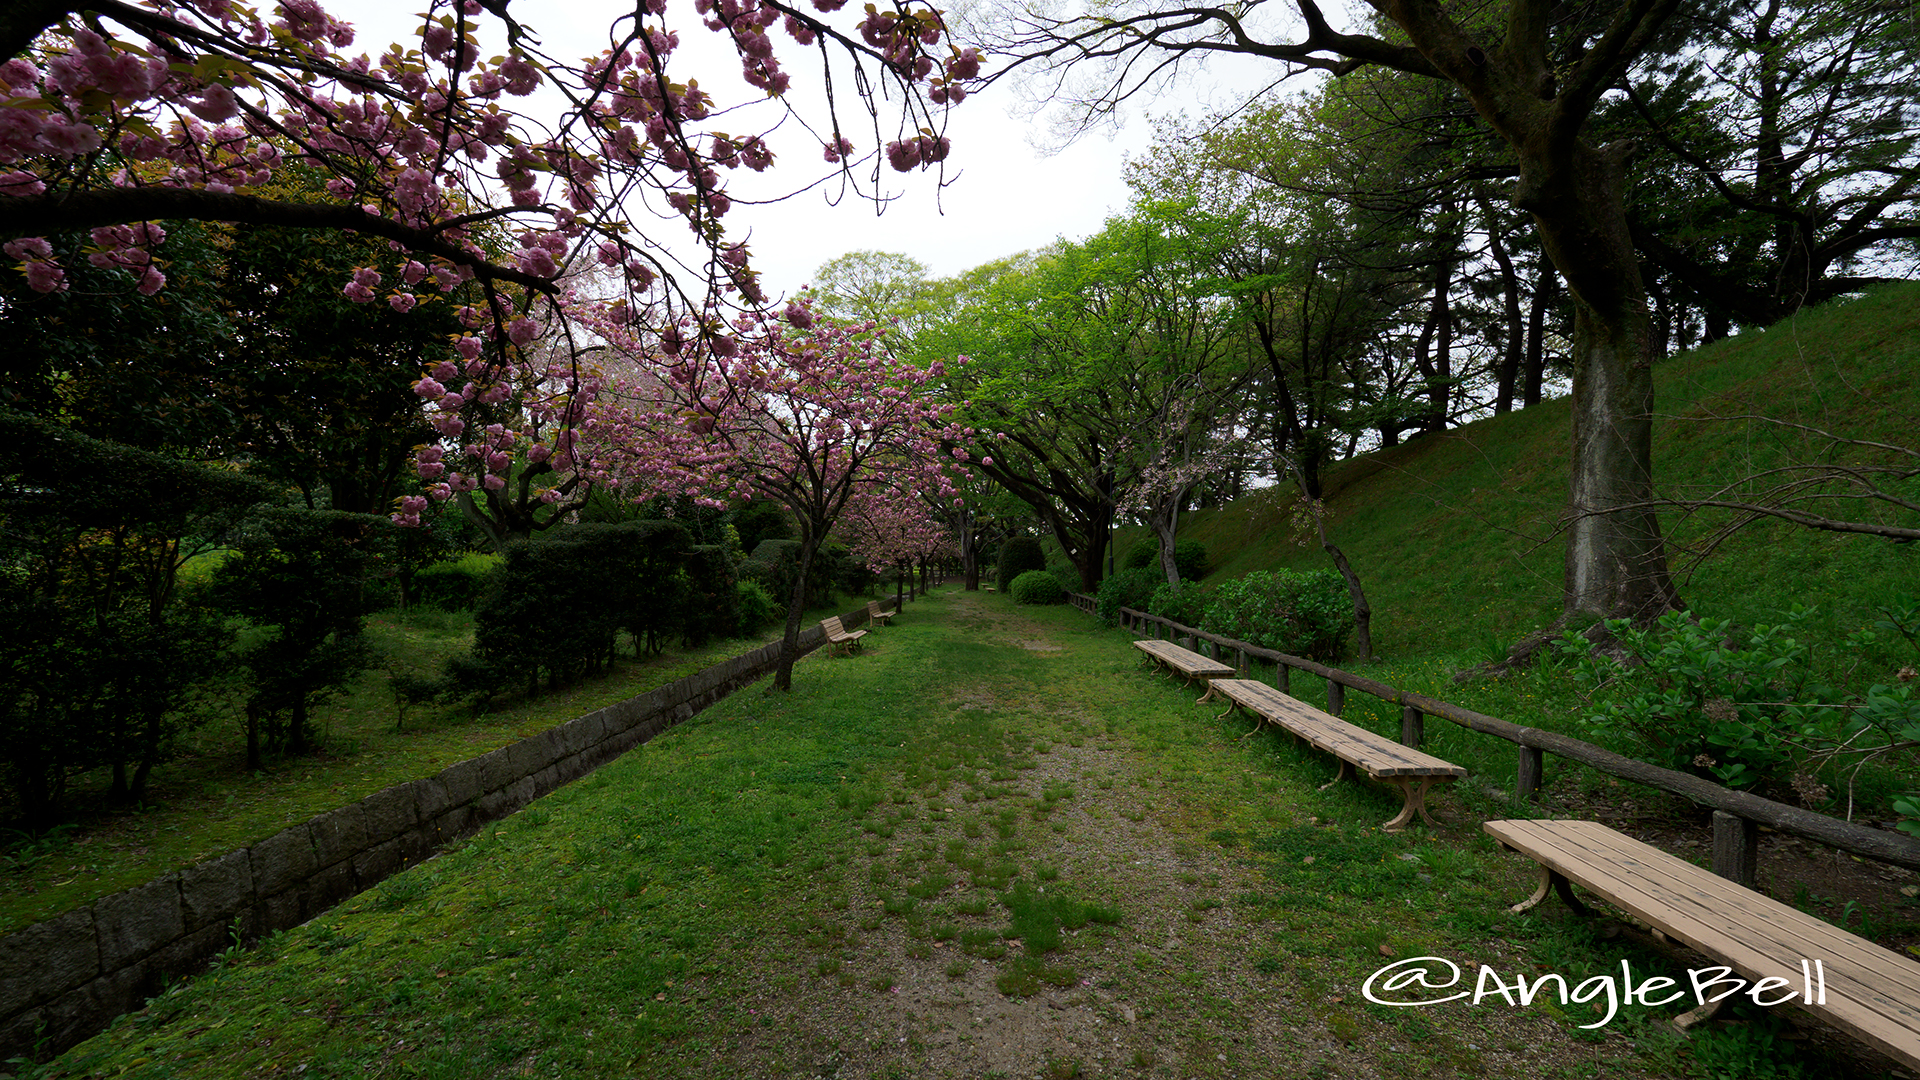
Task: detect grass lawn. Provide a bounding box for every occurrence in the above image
[35,588,1897,1079]
[0,594,890,936]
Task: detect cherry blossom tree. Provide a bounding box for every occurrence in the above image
[3,1,982,524]
[842,481,954,605]
[589,297,964,689]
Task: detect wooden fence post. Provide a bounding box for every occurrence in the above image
[1400,706,1424,748]
[1712,811,1759,887]
[1327,681,1345,717]
[1275,663,1290,694]
[1516,746,1544,802]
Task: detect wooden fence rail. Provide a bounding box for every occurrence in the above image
[1091,600,1920,882]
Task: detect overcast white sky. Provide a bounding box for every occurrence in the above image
[336,1,1297,299]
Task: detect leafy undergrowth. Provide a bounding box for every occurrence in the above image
[34,592,1901,1079]
[0,595,882,935]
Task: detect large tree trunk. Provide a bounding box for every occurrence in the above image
[1516,141,1683,624]
[773,532,820,691]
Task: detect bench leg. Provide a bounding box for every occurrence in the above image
[1674,995,1727,1031]
[1380,777,1437,833]
[1510,866,1594,917]
[1317,759,1350,792]
[1197,682,1219,704]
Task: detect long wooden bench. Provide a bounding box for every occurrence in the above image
[1210,679,1465,833]
[866,600,895,627]
[819,615,867,655]
[1486,818,1920,1069]
[1134,639,1236,702]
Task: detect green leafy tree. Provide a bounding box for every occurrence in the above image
[987,0,1697,630]
[212,510,386,770]
[925,210,1257,589]
[1,412,265,826]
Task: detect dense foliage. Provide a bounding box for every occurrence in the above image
[1146,579,1213,630]
[212,508,389,769]
[473,522,697,694]
[0,412,267,826]
[411,553,500,611]
[1561,606,1920,811]
[1093,567,1165,626]
[1009,570,1066,605]
[1201,569,1355,662]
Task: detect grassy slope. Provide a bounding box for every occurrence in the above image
[1158,282,1920,664]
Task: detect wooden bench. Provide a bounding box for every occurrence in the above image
[1486,818,1920,1069]
[1134,639,1236,702]
[819,615,867,655]
[1210,679,1465,833]
[866,600,895,627]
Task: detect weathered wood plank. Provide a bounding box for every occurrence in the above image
[1487,819,1920,1070]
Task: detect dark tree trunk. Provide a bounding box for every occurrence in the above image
[1523,257,1558,408]
[1516,141,1683,623]
[288,697,310,756]
[245,704,263,773]
[1481,192,1526,415]
[773,532,820,691]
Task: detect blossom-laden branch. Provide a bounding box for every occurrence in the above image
[3,0,982,412]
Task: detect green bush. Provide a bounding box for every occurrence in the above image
[1173,539,1210,581]
[412,551,499,610]
[1094,567,1163,626]
[1147,579,1212,629]
[1009,570,1066,605]
[742,538,841,608]
[474,520,701,693]
[1559,610,1812,792]
[734,580,778,636]
[677,543,739,648]
[1202,569,1353,661]
[996,536,1048,593]
[1121,538,1210,580]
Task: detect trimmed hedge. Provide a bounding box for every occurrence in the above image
[1202,569,1354,661]
[996,536,1048,593]
[473,520,695,693]
[412,552,499,610]
[1123,537,1210,580]
[1010,569,1066,605]
[1093,566,1163,626]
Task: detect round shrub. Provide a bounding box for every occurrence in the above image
[1173,539,1210,581]
[1009,569,1066,605]
[995,536,1048,592]
[1094,566,1163,626]
[1147,579,1212,628]
[1120,538,1210,580]
[1202,569,1354,661]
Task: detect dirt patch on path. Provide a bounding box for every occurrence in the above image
[716,592,1685,1080]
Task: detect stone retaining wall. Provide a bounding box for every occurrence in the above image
[0,604,880,1061]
